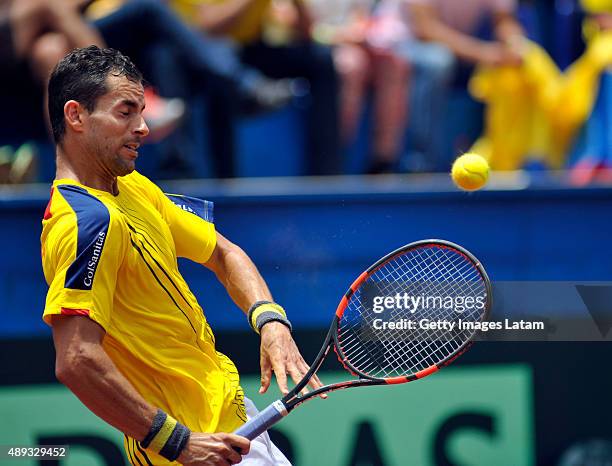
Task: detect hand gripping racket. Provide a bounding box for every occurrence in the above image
[234,239,491,440]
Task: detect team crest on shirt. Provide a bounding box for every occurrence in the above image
[165,194,214,223]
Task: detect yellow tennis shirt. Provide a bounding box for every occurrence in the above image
[41,171,246,465]
[170,0,271,44]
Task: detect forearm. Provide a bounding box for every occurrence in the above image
[49,2,105,48]
[195,0,255,35]
[407,4,490,63]
[52,317,245,464]
[205,238,319,397]
[55,336,156,440]
[494,13,524,44]
[214,246,272,313]
[58,16,105,49]
[205,235,272,313]
[416,20,491,63]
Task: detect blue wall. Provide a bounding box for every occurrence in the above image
[2,177,612,336]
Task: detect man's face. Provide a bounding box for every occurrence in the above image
[82,75,149,177]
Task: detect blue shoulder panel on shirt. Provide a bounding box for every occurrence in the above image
[165,194,214,223]
[57,185,110,291]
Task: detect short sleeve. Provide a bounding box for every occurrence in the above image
[125,172,217,263]
[42,185,126,330]
[160,194,217,263]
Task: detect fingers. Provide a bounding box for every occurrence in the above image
[297,359,327,399]
[271,359,289,395]
[179,432,250,466]
[286,357,328,399]
[293,359,313,396]
[259,355,272,394]
[308,372,323,389]
[259,325,327,398]
[218,434,249,465]
[286,361,310,397]
[223,446,242,465]
[227,434,250,456]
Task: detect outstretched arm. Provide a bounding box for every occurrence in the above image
[203,232,273,310]
[204,232,323,395]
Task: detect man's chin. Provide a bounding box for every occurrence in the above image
[114,160,136,177]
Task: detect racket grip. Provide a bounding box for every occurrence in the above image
[233,400,287,440]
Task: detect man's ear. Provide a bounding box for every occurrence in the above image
[64,100,86,134]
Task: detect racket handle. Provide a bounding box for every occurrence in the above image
[234,400,288,440]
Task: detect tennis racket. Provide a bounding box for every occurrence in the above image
[235,239,491,440]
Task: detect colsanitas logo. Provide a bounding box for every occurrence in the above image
[177,204,196,214]
[83,231,106,287]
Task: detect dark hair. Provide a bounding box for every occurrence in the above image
[48,46,143,144]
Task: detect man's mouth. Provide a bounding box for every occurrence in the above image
[123,142,140,156]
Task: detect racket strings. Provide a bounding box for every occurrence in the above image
[340,250,475,370]
[336,245,487,379]
[379,248,481,371]
[371,248,483,374]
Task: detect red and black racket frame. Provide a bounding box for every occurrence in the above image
[280,239,492,413]
[234,239,491,440]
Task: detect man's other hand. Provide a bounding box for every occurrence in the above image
[177,432,250,465]
[258,322,324,396]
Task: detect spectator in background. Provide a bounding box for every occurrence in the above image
[0,0,190,183]
[0,0,297,181]
[169,0,342,176]
[0,0,187,141]
[568,0,612,184]
[0,0,103,84]
[467,0,611,175]
[308,0,411,174]
[88,0,299,178]
[0,0,105,183]
[387,0,524,170]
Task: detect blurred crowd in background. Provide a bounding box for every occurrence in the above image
[0,0,611,184]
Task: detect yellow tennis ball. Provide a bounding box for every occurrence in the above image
[451,153,490,191]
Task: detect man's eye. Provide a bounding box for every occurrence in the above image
[120,111,130,116]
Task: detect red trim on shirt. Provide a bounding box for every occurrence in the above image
[43,187,54,220]
[60,308,90,317]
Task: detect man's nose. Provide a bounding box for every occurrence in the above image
[135,114,149,137]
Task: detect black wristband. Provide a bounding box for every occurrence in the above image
[255,311,293,332]
[159,422,191,462]
[247,300,274,330]
[247,300,292,333]
[141,409,166,449]
[141,409,191,461]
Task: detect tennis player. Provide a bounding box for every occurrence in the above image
[41,46,319,465]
